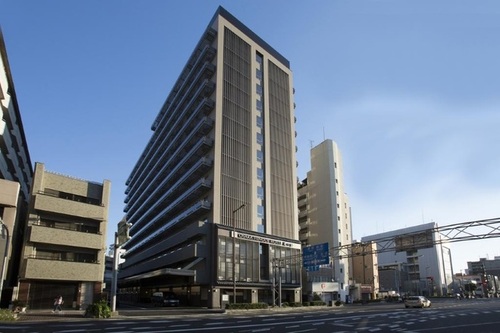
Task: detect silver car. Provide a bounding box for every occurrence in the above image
[404,296,431,308]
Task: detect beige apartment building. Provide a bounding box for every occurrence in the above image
[17,163,110,309]
[298,139,353,303]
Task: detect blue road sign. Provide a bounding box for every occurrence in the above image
[303,242,329,271]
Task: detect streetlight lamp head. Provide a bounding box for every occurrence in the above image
[233,204,246,213]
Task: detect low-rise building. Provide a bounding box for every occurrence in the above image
[17,162,110,309]
[362,222,453,297]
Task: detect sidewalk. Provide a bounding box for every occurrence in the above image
[15,304,344,322]
[16,309,88,322]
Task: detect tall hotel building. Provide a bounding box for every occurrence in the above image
[298,139,353,302]
[119,7,300,308]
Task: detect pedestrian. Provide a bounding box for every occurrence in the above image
[52,295,63,313]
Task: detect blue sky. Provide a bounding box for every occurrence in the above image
[1,0,499,271]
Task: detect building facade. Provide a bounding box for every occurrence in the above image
[297,139,353,303]
[350,241,379,301]
[17,162,110,309]
[0,29,33,306]
[468,257,500,278]
[362,222,453,297]
[119,7,300,309]
[466,257,500,298]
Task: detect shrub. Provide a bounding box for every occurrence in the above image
[0,309,17,321]
[225,302,268,310]
[11,299,27,313]
[288,302,302,307]
[334,300,343,306]
[84,299,111,318]
[12,299,25,308]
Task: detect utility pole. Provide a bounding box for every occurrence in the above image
[111,218,131,313]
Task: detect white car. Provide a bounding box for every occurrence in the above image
[404,296,431,308]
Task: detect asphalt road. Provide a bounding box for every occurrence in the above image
[1,297,499,333]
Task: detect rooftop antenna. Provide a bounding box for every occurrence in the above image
[323,127,326,141]
[309,140,314,149]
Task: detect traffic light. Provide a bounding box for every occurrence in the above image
[117,219,131,246]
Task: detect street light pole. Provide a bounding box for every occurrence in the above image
[111,232,120,313]
[232,204,245,304]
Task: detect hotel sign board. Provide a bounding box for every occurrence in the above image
[234,231,301,249]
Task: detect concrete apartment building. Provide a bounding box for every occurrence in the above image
[297,139,353,303]
[466,257,500,297]
[0,30,33,306]
[118,7,300,309]
[362,222,453,297]
[468,257,500,278]
[17,162,110,309]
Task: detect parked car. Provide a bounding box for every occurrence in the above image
[404,296,431,308]
[151,292,180,307]
[163,292,180,307]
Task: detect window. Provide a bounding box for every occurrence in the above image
[257,168,264,180]
[256,69,263,79]
[256,132,263,145]
[257,205,264,218]
[256,84,263,95]
[256,100,263,111]
[256,115,263,128]
[257,150,263,162]
[257,186,264,199]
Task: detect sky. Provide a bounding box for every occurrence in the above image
[1,0,499,272]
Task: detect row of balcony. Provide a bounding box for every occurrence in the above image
[29,224,103,250]
[125,200,211,256]
[125,81,215,211]
[120,241,205,280]
[125,108,214,215]
[21,257,102,281]
[126,137,213,234]
[33,193,106,221]
[127,40,216,187]
[122,221,208,268]
[128,178,212,245]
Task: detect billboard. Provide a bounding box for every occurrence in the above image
[395,230,433,252]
